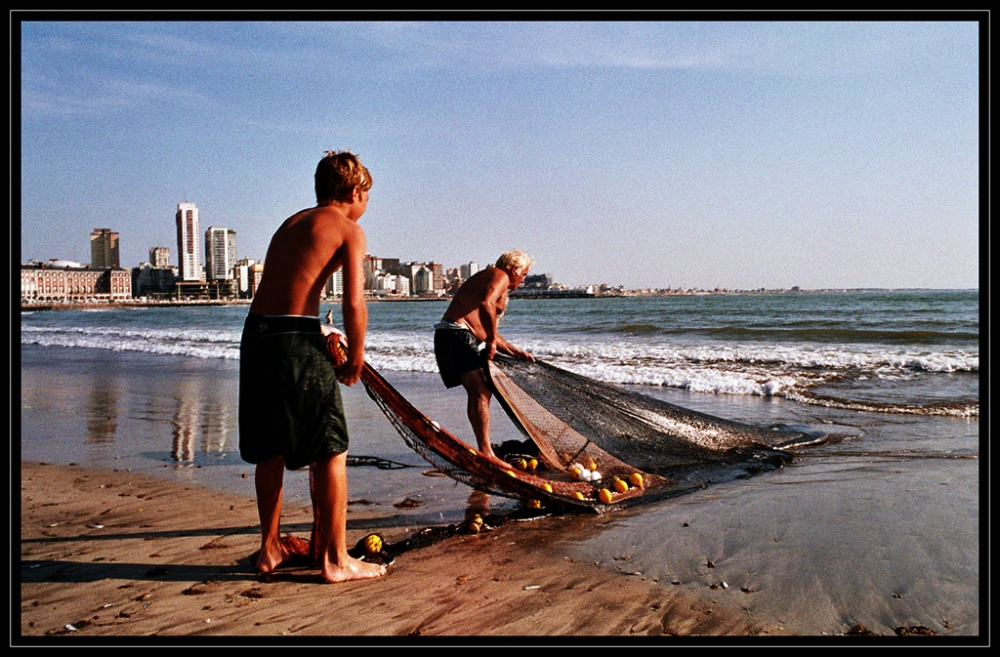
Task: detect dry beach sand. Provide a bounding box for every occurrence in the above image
[19,460,770,642]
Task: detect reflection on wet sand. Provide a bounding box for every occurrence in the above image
[85,377,119,445]
[170,374,234,463]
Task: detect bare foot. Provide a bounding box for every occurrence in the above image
[320,555,388,584]
[253,535,312,574]
[484,452,509,468]
[255,543,290,575]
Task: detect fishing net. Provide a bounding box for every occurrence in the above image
[486,354,817,479]
[348,319,825,513]
[360,362,630,512]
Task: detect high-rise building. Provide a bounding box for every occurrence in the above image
[90,228,120,269]
[325,268,344,298]
[412,265,434,295]
[362,253,382,291]
[460,261,480,280]
[205,226,237,281]
[363,253,382,277]
[234,257,263,299]
[428,262,445,293]
[175,202,202,281]
[149,246,170,269]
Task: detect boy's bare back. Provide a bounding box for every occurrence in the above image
[250,205,366,318]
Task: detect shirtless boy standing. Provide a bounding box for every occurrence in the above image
[239,150,385,583]
[434,250,536,462]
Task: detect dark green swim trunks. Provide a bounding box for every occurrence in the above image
[434,321,485,389]
[238,314,349,470]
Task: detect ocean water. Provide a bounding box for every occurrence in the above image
[18,289,983,635]
[20,289,980,415]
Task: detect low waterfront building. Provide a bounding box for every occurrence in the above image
[132,262,178,298]
[21,261,132,303]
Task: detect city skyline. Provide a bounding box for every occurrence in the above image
[24,211,519,297]
[17,14,983,291]
[22,195,981,291]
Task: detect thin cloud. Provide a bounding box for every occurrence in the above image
[21,70,206,118]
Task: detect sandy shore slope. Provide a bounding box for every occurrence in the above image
[19,461,780,644]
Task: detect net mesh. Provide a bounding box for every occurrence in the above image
[360,363,636,511]
[487,355,811,478]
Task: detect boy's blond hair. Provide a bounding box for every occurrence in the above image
[315,150,372,204]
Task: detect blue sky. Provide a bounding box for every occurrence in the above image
[16,13,983,290]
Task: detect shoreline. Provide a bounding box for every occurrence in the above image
[19,287,975,313]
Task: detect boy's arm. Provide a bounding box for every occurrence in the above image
[336,226,368,385]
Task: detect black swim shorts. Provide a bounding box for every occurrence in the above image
[238,314,349,470]
[434,324,485,389]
